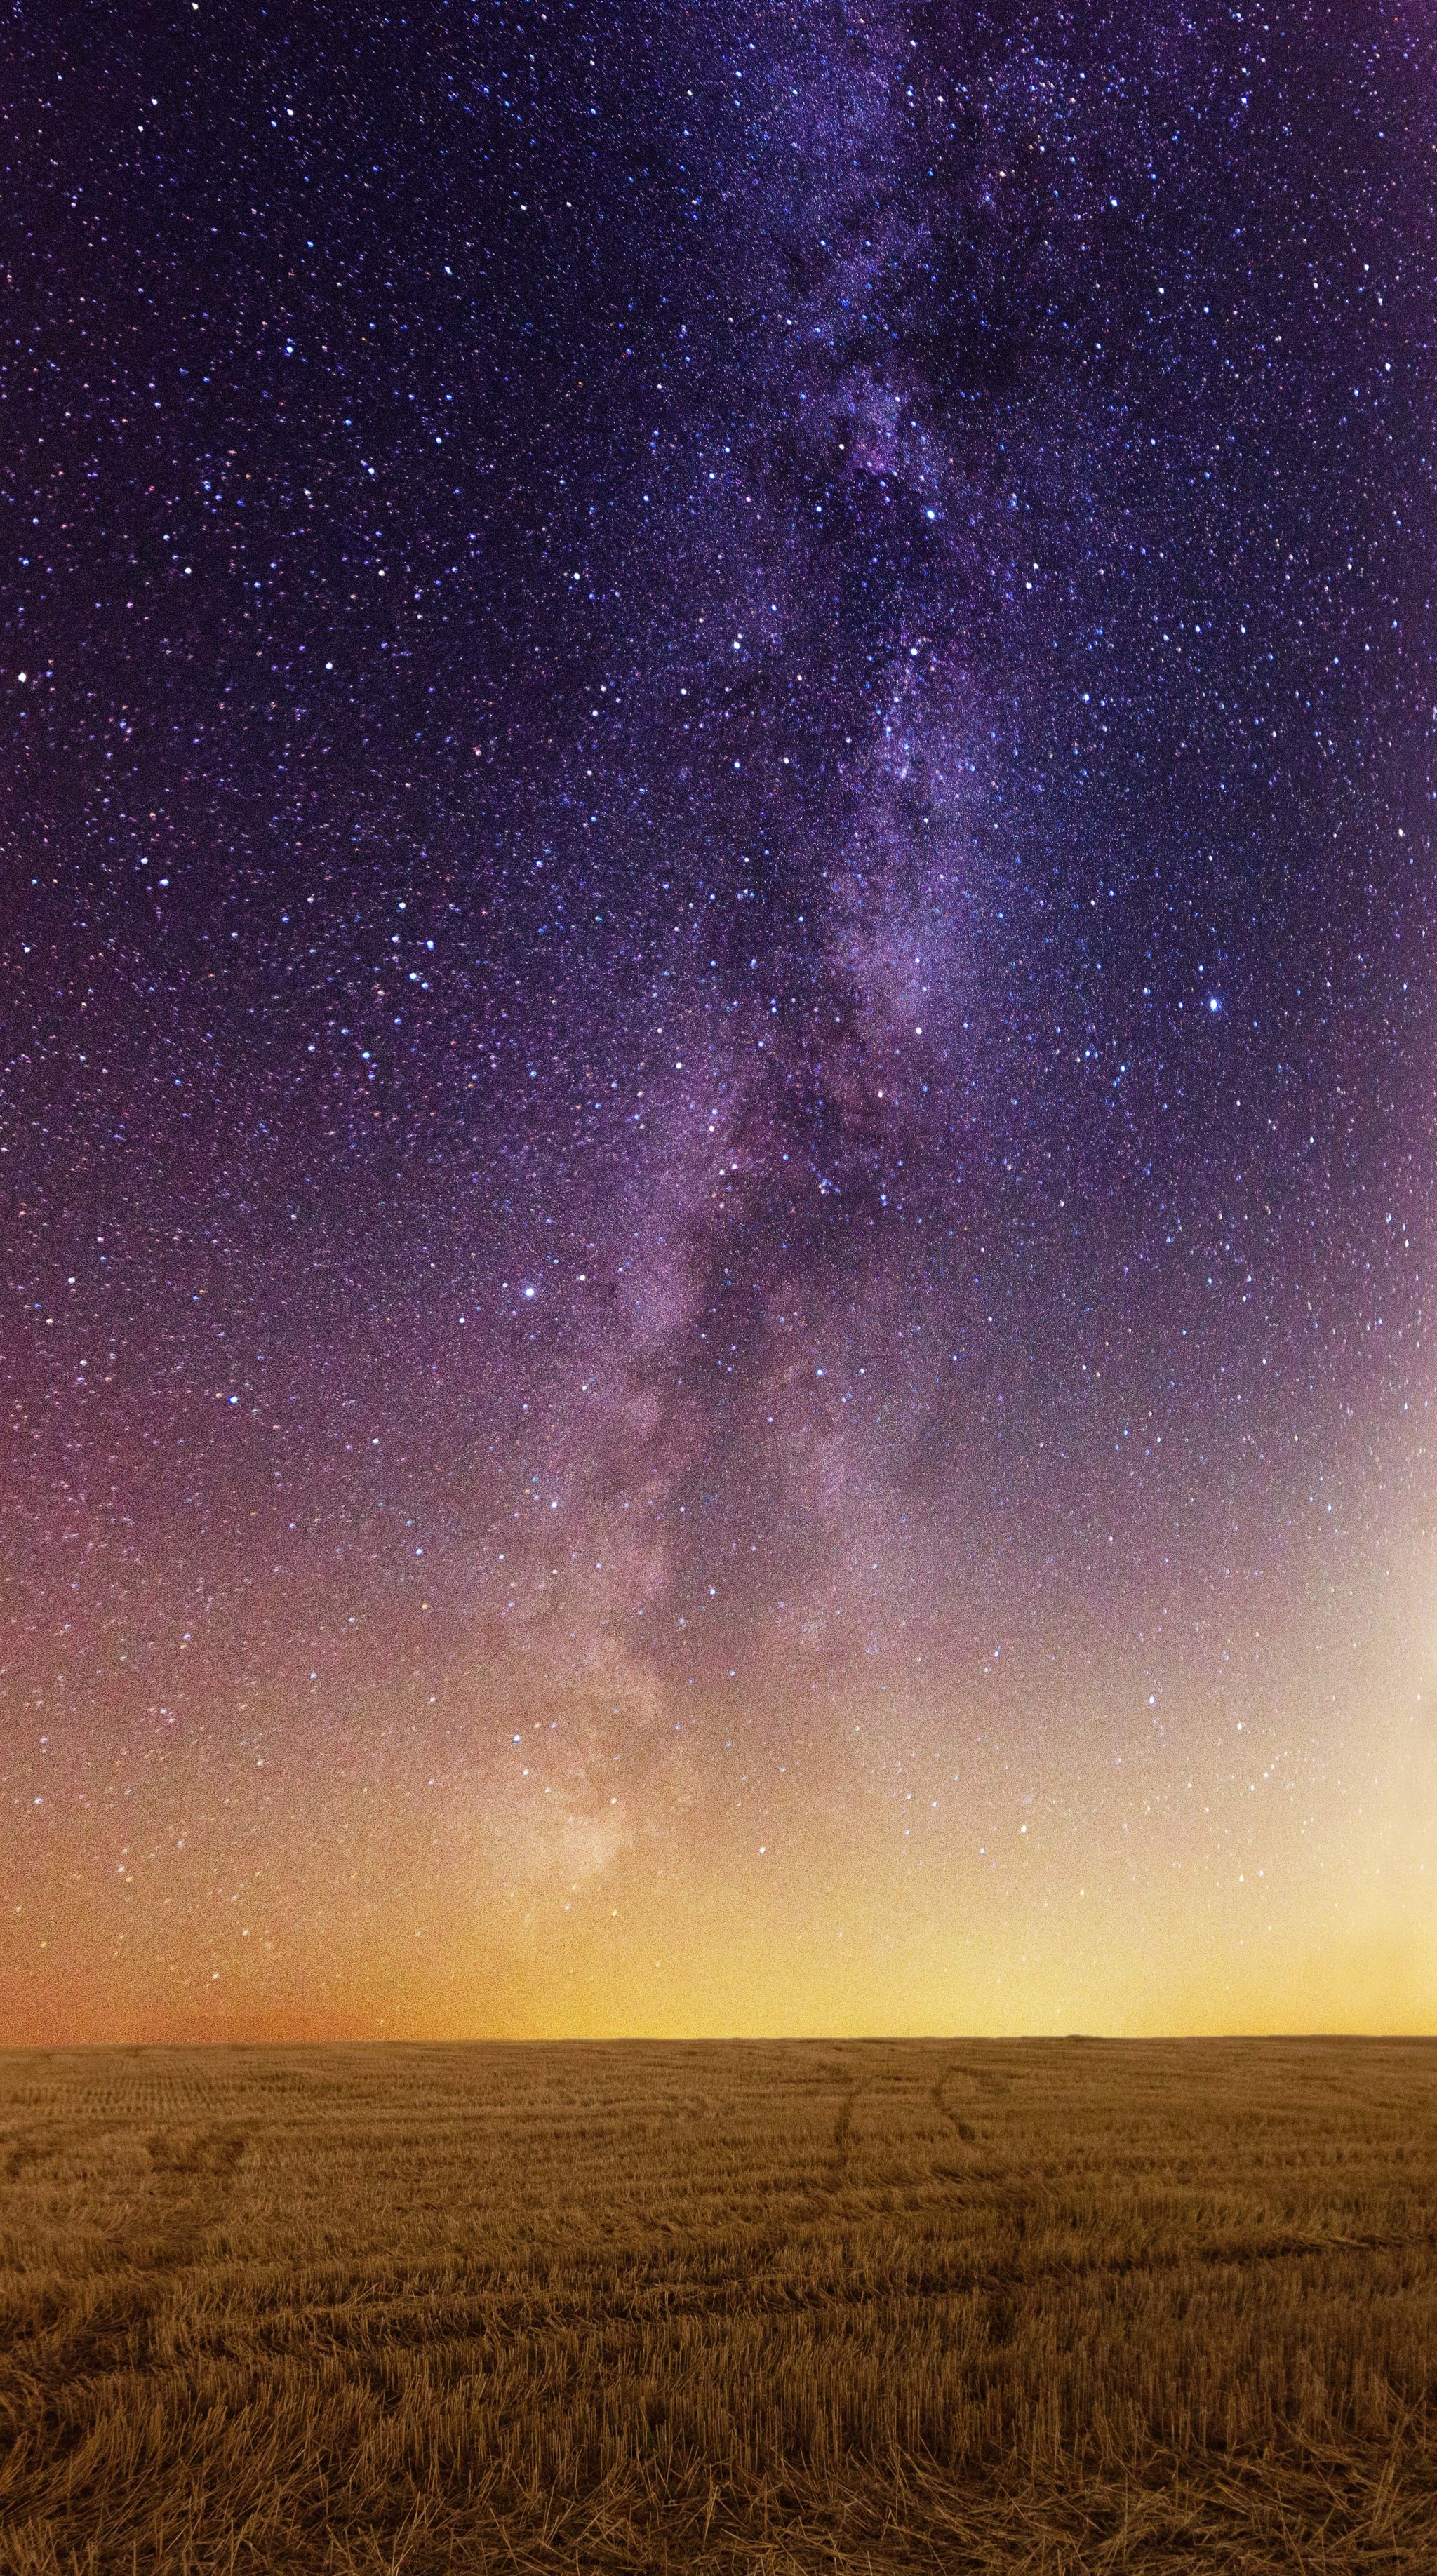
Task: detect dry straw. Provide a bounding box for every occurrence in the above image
[1,2036,1433,2570]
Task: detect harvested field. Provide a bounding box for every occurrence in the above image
[1,2037,1434,2571]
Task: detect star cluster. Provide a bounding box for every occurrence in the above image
[4,0,1436,2039]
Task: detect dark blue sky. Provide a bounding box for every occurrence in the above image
[5,1,1436,2039]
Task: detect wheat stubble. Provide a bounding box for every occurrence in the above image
[1,2038,1433,2570]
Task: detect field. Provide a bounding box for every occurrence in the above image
[1,2039,1434,2572]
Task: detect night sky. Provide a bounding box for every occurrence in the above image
[6,1,1437,2041]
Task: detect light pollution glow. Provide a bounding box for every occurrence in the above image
[5,1,1436,2044]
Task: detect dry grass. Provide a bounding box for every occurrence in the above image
[1,2038,1434,2571]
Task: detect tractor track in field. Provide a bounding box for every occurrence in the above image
[0,2118,250,2384]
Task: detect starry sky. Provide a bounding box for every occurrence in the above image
[5,0,1437,2043]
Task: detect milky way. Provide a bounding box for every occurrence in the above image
[6,2,1437,2039]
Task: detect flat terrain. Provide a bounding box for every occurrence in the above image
[0,2040,1433,2572]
